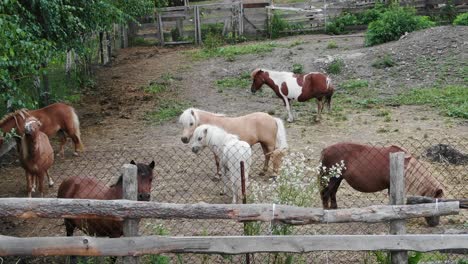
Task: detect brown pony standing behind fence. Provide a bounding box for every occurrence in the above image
[18,116,55,197]
[0,103,84,157]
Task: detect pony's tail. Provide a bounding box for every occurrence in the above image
[274,118,288,150]
[325,77,334,111]
[71,108,84,151]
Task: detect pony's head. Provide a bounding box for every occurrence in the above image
[250,69,267,94]
[131,160,155,201]
[24,117,42,136]
[179,108,198,144]
[191,124,211,154]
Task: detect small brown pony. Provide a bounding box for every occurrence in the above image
[18,116,55,197]
[57,160,155,238]
[0,102,84,157]
[179,108,288,176]
[320,142,445,226]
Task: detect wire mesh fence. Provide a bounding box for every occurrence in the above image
[0,137,466,263]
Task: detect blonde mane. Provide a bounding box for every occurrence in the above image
[251,68,263,79]
[0,109,28,127]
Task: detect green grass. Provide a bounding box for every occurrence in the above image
[327,58,345,74]
[145,100,189,124]
[341,79,369,92]
[326,40,338,49]
[392,85,468,119]
[190,42,277,60]
[372,54,397,69]
[215,75,251,91]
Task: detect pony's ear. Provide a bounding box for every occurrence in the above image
[191,110,195,116]
[203,128,208,135]
[149,160,155,169]
[130,160,136,165]
[435,188,444,198]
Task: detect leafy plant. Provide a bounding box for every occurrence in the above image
[326,58,345,74]
[341,79,369,91]
[453,12,468,25]
[372,54,397,68]
[270,11,289,39]
[146,100,189,124]
[215,76,251,91]
[365,6,435,46]
[326,41,338,49]
[203,32,224,50]
[292,63,304,74]
[191,42,277,60]
[326,12,358,34]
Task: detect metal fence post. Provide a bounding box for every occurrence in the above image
[389,152,408,264]
[240,161,251,264]
[123,164,139,264]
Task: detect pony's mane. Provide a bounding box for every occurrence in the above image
[251,68,263,79]
[0,109,28,126]
[179,108,226,126]
[111,174,123,188]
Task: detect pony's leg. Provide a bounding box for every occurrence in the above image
[214,153,221,179]
[65,220,79,264]
[231,171,237,204]
[70,134,83,156]
[315,98,323,122]
[320,185,330,209]
[259,143,272,176]
[46,170,54,187]
[220,166,227,195]
[57,130,67,157]
[26,172,32,198]
[271,149,285,176]
[283,97,294,122]
[329,177,343,209]
[37,173,45,198]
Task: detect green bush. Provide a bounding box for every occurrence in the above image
[327,40,338,49]
[365,7,435,46]
[326,13,358,34]
[270,11,289,38]
[453,12,468,25]
[292,63,304,74]
[203,32,224,50]
[327,58,345,74]
[372,54,397,68]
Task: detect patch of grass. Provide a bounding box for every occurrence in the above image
[391,85,468,119]
[326,58,345,74]
[190,42,277,61]
[356,98,383,109]
[292,63,304,74]
[341,79,369,92]
[372,54,397,68]
[375,109,390,116]
[326,41,338,49]
[384,115,392,122]
[215,75,251,91]
[146,100,189,124]
[131,37,157,46]
[288,40,306,48]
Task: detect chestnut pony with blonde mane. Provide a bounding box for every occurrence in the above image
[0,103,83,157]
[18,116,55,197]
[179,108,287,176]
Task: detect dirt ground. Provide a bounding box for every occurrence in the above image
[0,26,467,263]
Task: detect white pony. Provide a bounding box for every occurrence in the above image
[191,124,251,203]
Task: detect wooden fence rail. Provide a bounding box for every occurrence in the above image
[0,198,459,224]
[1,234,467,256]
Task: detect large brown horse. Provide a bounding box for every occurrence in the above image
[18,116,55,197]
[179,108,288,177]
[57,160,155,238]
[250,69,335,122]
[0,103,84,157]
[320,142,445,226]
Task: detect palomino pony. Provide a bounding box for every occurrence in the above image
[191,125,251,204]
[58,160,155,238]
[250,69,335,122]
[18,116,55,197]
[0,102,84,157]
[179,108,287,176]
[320,142,445,226]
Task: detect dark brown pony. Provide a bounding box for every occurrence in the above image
[0,103,84,157]
[320,142,445,226]
[18,116,55,197]
[57,160,155,238]
[251,69,335,122]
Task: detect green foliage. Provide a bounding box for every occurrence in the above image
[372,54,397,68]
[146,100,189,124]
[453,12,468,25]
[341,79,369,91]
[326,41,338,49]
[192,42,277,60]
[270,11,289,39]
[365,6,435,46]
[203,32,224,50]
[326,58,345,74]
[391,85,468,119]
[215,75,251,91]
[326,13,358,34]
[292,63,304,74]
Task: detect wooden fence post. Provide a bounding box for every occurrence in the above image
[157,13,165,46]
[389,152,408,264]
[123,164,139,264]
[240,161,251,264]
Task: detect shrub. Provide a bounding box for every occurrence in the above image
[270,11,289,39]
[292,63,304,74]
[327,40,338,49]
[372,54,397,68]
[327,58,345,74]
[365,7,435,46]
[325,13,357,35]
[203,32,224,50]
[453,12,468,25]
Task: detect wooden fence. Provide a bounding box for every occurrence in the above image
[0,152,467,264]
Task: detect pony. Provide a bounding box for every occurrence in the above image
[191,125,251,204]
[0,102,84,157]
[18,116,55,197]
[250,68,335,122]
[319,142,445,226]
[58,160,155,237]
[179,108,287,177]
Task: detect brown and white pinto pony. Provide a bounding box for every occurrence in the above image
[250,69,335,122]
[320,142,445,226]
[0,102,84,157]
[179,108,287,176]
[18,116,55,197]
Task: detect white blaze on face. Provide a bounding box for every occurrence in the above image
[268,71,304,100]
[179,109,197,141]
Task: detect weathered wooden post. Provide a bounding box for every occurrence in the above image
[389,152,408,264]
[99,32,104,64]
[240,161,251,264]
[157,12,165,46]
[123,164,139,264]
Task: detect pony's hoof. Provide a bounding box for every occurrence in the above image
[48,183,54,188]
[219,192,225,196]
[270,175,278,182]
[73,152,79,157]
[287,118,294,123]
[259,171,266,177]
